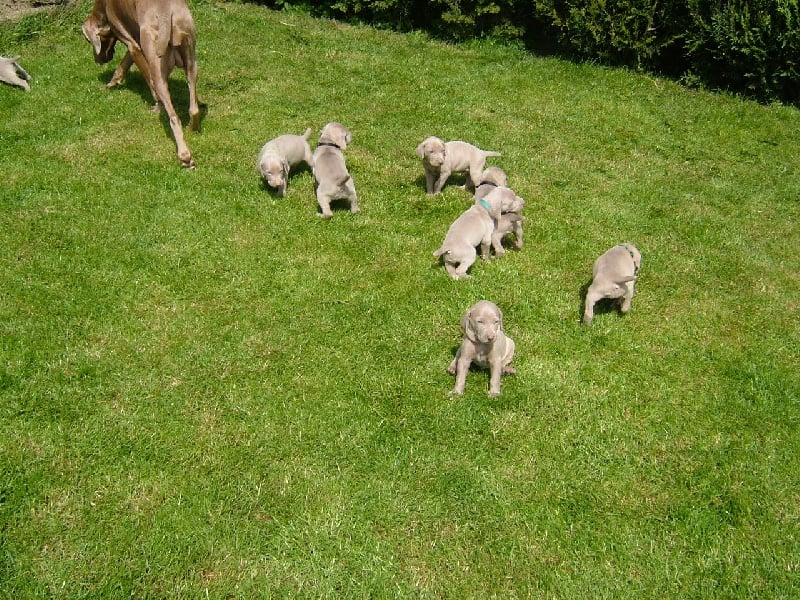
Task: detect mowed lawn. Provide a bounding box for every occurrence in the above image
[1,1,799,597]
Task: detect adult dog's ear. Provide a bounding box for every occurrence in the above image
[82,17,115,63]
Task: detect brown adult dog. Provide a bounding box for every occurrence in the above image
[448,300,516,397]
[82,0,201,168]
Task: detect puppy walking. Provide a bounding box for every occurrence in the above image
[257,128,313,197]
[449,300,516,397]
[416,136,501,194]
[583,243,641,325]
[312,122,359,218]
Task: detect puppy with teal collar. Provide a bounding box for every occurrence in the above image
[433,186,523,279]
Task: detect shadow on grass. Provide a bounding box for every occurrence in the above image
[314,197,360,217]
[578,277,627,324]
[95,68,208,135]
[257,163,313,197]
[414,173,472,195]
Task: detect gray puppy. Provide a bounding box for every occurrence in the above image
[583,243,641,325]
[312,122,359,218]
[449,300,516,397]
[433,186,521,279]
[491,205,525,257]
[0,56,31,91]
[474,166,508,201]
[416,136,501,194]
[257,128,313,197]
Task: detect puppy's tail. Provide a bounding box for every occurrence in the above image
[484,151,502,158]
[302,127,312,140]
[433,247,449,258]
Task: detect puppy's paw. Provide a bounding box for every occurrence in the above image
[503,366,516,375]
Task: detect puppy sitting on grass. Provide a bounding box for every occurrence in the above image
[583,243,641,325]
[448,300,516,397]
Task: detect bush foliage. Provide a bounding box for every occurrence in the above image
[247,0,800,105]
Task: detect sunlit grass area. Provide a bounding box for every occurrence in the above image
[1,1,799,596]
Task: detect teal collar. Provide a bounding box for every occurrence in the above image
[479,198,491,212]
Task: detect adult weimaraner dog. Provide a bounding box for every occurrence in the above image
[583,243,641,325]
[448,300,516,397]
[82,0,201,168]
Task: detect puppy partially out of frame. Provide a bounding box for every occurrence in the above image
[257,128,313,197]
[583,243,641,325]
[0,56,31,91]
[312,122,359,218]
[448,300,516,397]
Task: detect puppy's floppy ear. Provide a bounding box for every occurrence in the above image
[461,309,479,342]
[415,142,426,158]
[496,306,504,331]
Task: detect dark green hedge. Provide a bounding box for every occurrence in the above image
[249,0,800,105]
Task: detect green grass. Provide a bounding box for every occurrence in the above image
[2,1,799,597]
